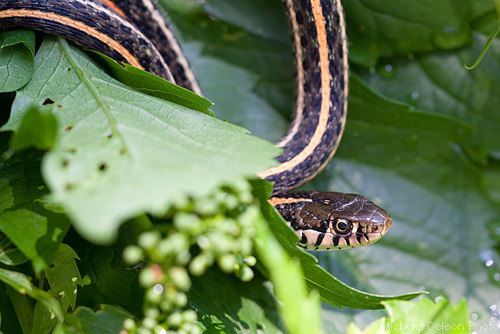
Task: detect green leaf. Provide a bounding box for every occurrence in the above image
[0,247,28,266]
[0,30,35,92]
[0,133,70,271]
[344,0,479,67]
[189,267,282,333]
[96,52,214,116]
[9,107,58,151]
[198,0,289,42]
[383,297,469,334]
[2,36,279,244]
[252,181,322,334]
[362,32,500,158]
[62,304,131,334]
[0,283,24,334]
[45,244,82,311]
[86,244,142,314]
[0,30,35,56]
[31,301,57,334]
[5,286,34,334]
[0,268,64,328]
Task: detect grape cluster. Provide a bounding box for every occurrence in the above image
[121,180,258,334]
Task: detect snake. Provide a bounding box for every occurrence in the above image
[0,0,392,250]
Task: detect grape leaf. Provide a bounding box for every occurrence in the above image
[45,244,82,311]
[2,36,279,244]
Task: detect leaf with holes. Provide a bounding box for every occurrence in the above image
[2,36,279,243]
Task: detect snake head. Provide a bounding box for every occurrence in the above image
[270,192,392,251]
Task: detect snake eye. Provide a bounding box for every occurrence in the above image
[334,219,352,235]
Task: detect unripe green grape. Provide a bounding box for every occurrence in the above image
[243,256,257,267]
[144,308,159,319]
[139,268,156,287]
[182,310,197,323]
[239,266,254,282]
[175,250,192,266]
[166,311,183,327]
[168,267,191,291]
[123,318,136,330]
[138,231,162,250]
[193,197,219,216]
[123,245,143,265]
[143,317,157,329]
[145,288,163,304]
[174,213,202,233]
[174,292,188,307]
[189,254,209,276]
[207,232,233,254]
[218,254,236,273]
[137,327,151,334]
[238,238,253,255]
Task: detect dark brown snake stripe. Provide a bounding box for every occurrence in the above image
[0,0,392,250]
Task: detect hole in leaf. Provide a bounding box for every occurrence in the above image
[42,98,54,105]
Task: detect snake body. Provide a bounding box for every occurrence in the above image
[0,0,392,250]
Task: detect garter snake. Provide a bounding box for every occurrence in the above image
[0,0,392,250]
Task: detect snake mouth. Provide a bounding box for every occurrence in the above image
[297,214,393,251]
[382,217,392,235]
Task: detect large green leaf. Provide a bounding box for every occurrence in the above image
[163,0,500,331]
[2,36,279,244]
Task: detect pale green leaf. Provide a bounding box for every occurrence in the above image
[3,36,279,243]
